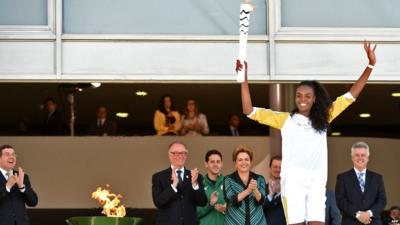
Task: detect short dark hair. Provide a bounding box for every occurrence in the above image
[269,155,282,167]
[390,206,400,211]
[45,97,56,104]
[205,149,222,162]
[0,144,14,156]
[96,105,108,111]
[228,113,239,121]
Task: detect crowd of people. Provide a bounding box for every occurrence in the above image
[151,140,396,225]
[35,95,244,137]
[0,141,398,225]
[0,141,400,225]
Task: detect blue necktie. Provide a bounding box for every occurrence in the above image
[176,170,183,191]
[358,172,365,192]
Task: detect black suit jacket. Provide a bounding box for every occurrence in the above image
[221,126,241,136]
[43,110,64,135]
[88,119,117,136]
[152,167,207,225]
[263,184,286,225]
[0,172,38,225]
[335,169,387,225]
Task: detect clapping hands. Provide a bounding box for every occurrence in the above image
[6,167,25,190]
[247,178,258,192]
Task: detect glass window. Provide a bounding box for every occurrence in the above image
[282,0,400,28]
[63,0,267,35]
[0,0,47,25]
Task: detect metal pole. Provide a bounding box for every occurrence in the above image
[67,93,75,136]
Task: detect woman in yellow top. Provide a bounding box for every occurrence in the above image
[237,41,377,225]
[153,94,181,135]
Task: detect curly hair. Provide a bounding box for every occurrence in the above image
[291,81,332,133]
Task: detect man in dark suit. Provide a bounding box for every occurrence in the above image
[0,145,38,225]
[263,155,286,225]
[336,141,387,225]
[88,106,117,136]
[152,141,207,225]
[263,156,286,225]
[222,114,241,136]
[42,98,64,135]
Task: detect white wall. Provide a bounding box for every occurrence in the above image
[1,0,400,82]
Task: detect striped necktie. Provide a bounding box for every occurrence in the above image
[358,172,365,192]
[5,171,12,180]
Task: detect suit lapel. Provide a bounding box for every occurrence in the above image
[165,167,173,185]
[169,167,191,190]
[364,170,372,194]
[183,168,192,190]
[0,172,6,183]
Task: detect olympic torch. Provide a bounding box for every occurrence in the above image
[237,0,254,82]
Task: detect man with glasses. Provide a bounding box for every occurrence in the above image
[0,144,38,225]
[152,141,207,225]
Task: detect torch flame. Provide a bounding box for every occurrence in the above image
[92,185,126,217]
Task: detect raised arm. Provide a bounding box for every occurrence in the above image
[237,60,253,115]
[349,41,377,98]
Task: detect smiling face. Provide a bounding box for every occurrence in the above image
[270,159,281,180]
[235,152,251,173]
[390,208,400,220]
[351,147,369,171]
[168,143,187,169]
[295,85,315,117]
[0,147,17,171]
[205,154,223,176]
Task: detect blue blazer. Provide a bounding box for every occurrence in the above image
[152,167,207,225]
[263,183,286,225]
[0,172,38,225]
[335,169,387,225]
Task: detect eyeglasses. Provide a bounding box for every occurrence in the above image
[170,151,187,156]
[1,153,17,158]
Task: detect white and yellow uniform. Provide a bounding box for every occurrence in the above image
[248,92,355,223]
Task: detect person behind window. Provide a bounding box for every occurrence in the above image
[181,98,209,136]
[88,105,117,136]
[153,94,181,136]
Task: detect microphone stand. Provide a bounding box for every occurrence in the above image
[66,92,75,136]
